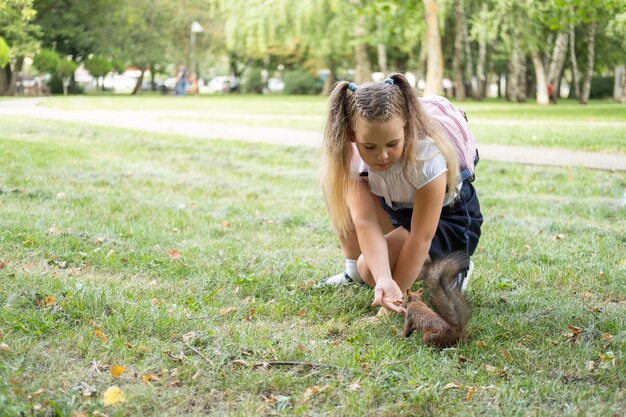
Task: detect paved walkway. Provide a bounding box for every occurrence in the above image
[1,98,624,171]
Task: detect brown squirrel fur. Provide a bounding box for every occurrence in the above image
[402,252,470,348]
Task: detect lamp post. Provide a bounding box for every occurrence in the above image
[190,21,204,79]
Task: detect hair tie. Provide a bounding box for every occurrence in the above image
[347,82,358,92]
[384,77,394,85]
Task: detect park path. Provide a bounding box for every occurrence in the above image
[1,98,624,171]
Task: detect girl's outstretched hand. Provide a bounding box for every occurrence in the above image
[372,278,405,315]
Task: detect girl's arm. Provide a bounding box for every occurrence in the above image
[392,173,447,291]
[347,179,405,314]
[346,179,394,283]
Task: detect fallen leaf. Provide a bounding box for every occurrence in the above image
[92,412,109,417]
[465,386,476,401]
[44,296,57,307]
[141,374,160,383]
[483,364,498,373]
[94,330,108,343]
[103,386,125,406]
[110,365,126,378]
[296,309,306,317]
[0,260,8,269]
[167,249,181,260]
[586,361,596,372]
[182,331,197,343]
[500,349,512,363]
[563,324,584,343]
[33,388,45,396]
[348,382,362,391]
[296,343,308,352]
[232,359,249,367]
[444,382,464,390]
[95,237,106,245]
[476,340,488,350]
[222,220,231,228]
[56,192,66,199]
[218,307,237,315]
[0,343,9,352]
[553,234,565,241]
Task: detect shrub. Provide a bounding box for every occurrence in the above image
[589,76,614,99]
[33,49,61,74]
[282,69,323,95]
[240,67,265,94]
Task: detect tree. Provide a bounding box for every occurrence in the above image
[32,48,60,73]
[56,59,77,95]
[0,37,9,67]
[0,0,41,95]
[84,55,112,90]
[422,0,443,95]
[107,0,180,95]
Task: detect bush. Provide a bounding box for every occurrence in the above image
[240,67,265,94]
[33,49,61,74]
[589,76,614,99]
[282,69,323,95]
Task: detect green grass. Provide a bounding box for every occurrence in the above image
[25,95,626,152]
[1,111,625,416]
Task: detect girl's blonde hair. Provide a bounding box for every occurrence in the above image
[322,72,460,237]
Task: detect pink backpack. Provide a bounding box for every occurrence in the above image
[419,96,478,181]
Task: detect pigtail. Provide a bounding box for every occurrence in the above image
[322,82,357,237]
[388,73,460,200]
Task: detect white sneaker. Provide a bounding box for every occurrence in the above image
[452,260,474,292]
[462,260,474,292]
[314,271,362,287]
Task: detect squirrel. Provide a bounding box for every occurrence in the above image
[402,251,470,348]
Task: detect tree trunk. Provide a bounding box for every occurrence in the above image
[460,0,474,98]
[423,0,443,96]
[132,68,145,95]
[354,14,372,84]
[506,36,521,102]
[517,54,527,102]
[547,29,568,97]
[579,21,596,104]
[452,0,466,101]
[569,23,580,99]
[475,3,488,101]
[150,63,157,92]
[531,52,549,105]
[0,64,9,95]
[377,43,388,74]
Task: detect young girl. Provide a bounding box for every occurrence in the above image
[317,73,483,315]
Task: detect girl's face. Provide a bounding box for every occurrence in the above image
[353,115,405,172]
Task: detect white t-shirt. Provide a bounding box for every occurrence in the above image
[351,139,457,209]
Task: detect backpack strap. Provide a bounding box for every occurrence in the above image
[459,150,480,182]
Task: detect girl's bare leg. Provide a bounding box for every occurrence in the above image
[357,227,409,288]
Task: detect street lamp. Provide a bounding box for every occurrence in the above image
[190,21,204,78]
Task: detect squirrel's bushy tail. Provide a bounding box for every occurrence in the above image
[420,251,470,336]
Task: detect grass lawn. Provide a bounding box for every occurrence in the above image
[29,95,626,153]
[0,107,625,416]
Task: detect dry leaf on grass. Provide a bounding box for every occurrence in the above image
[141,374,161,383]
[103,386,125,406]
[94,330,108,343]
[110,365,125,378]
[0,343,11,352]
[218,307,237,315]
[0,259,8,269]
[465,386,476,401]
[167,249,181,260]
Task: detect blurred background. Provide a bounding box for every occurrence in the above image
[1,0,624,104]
